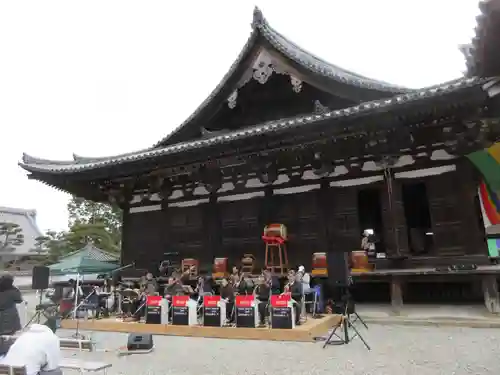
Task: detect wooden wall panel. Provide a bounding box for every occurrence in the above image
[380,180,409,258]
[328,187,360,252]
[219,198,262,269]
[426,171,468,257]
[167,205,206,265]
[121,209,165,270]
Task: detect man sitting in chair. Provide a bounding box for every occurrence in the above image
[1,323,61,375]
[284,270,303,326]
[254,275,270,327]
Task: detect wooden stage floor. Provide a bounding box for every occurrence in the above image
[60,314,340,342]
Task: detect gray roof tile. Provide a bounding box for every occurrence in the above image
[152,7,413,148]
[18,76,488,175]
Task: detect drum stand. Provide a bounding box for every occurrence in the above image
[322,303,370,350]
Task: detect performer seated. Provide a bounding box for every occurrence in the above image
[253,275,270,327]
[164,277,184,299]
[232,275,248,295]
[284,270,302,325]
[262,269,280,294]
[219,277,235,323]
[231,265,241,277]
[1,323,61,375]
[143,272,159,296]
[195,276,212,297]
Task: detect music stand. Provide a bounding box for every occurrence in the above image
[322,294,370,350]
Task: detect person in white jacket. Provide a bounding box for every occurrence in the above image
[1,323,61,375]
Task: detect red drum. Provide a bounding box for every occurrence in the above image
[212,257,228,279]
[263,224,287,241]
[312,252,327,276]
[351,251,371,272]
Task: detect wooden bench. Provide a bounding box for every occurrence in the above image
[59,338,93,351]
[0,364,26,375]
[1,335,93,352]
[0,358,111,375]
[59,358,111,374]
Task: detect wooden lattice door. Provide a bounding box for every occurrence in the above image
[328,187,360,252]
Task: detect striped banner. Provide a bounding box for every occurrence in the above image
[467,149,500,191]
[478,180,500,227]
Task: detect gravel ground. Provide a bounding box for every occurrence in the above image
[56,325,500,375]
[19,292,500,374]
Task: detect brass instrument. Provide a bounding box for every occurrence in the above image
[283,282,291,293]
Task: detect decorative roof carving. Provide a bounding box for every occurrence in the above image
[153,7,414,148]
[200,127,229,138]
[313,100,330,114]
[18,77,488,175]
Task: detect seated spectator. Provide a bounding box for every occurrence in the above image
[1,323,61,375]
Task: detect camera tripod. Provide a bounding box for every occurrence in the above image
[322,299,371,350]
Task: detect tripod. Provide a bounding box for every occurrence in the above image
[323,298,370,350]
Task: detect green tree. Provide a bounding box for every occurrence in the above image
[0,222,24,253]
[31,235,49,256]
[36,230,69,264]
[66,197,122,254]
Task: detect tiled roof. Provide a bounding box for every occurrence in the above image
[60,243,119,262]
[152,7,413,148]
[0,207,44,256]
[462,0,500,77]
[18,76,489,175]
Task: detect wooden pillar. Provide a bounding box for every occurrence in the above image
[261,186,274,224]
[204,193,220,268]
[160,196,171,267]
[381,174,409,259]
[317,180,332,254]
[482,275,500,314]
[390,275,404,315]
[120,204,131,267]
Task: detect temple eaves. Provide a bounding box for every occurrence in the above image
[462,0,500,77]
[18,76,489,175]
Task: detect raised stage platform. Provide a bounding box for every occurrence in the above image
[60,314,339,342]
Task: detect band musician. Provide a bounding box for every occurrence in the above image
[219,277,235,323]
[253,275,270,327]
[283,270,302,325]
[232,274,248,295]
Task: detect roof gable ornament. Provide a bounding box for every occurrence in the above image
[251,6,266,29]
[226,49,303,109]
[313,100,330,114]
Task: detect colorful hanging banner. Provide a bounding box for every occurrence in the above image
[478,180,500,227]
[467,150,500,192]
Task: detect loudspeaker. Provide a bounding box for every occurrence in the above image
[127,333,153,351]
[326,251,350,287]
[32,266,50,290]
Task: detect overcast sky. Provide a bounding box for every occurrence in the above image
[0,0,479,233]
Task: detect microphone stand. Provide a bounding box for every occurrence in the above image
[71,288,97,339]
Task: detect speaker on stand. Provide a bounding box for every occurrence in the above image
[31,266,50,324]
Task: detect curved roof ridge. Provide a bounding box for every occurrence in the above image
[18,76,486,175]
[152,27,260,148]
[254,8,414,92]
[153,7,414,148]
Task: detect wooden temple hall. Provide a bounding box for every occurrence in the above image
[18,5,500,306]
